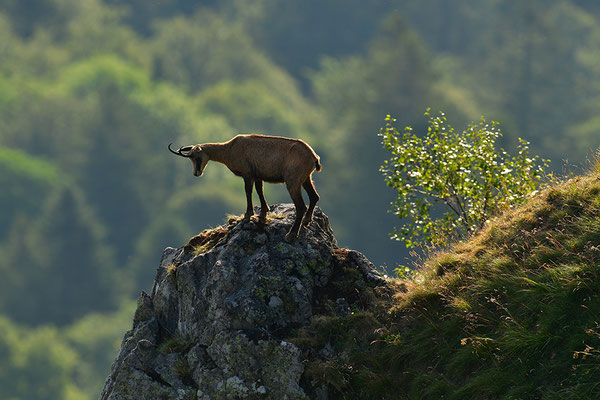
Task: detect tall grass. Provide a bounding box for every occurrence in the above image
[291,171,600,399]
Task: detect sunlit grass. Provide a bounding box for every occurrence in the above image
[165,264,177,275]
[292,170,600,399]
[185,226,229,255]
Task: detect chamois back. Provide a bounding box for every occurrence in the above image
[226,134,320,183]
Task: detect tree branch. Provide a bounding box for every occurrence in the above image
[412,187,463,223]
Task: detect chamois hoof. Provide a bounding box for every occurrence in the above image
[301,216,312,227]
[258,214,268,224]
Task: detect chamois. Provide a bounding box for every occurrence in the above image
[169,134,321,241]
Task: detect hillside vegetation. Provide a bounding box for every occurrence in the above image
[296,169,600,399]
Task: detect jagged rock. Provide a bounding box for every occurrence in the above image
[100,204,388,400]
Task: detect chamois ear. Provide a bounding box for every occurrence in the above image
[180,145,195,155]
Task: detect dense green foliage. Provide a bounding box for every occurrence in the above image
[0,0,599,398]
[0,302,135,400]
[296,170,600,399]
[381,111,549,247]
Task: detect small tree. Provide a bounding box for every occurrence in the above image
[380,110,549,248]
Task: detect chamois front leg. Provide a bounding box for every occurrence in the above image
[285,183,307,242]
[255,180,269,223]
[243,177,254,222]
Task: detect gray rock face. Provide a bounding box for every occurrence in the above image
[100,204,386,400]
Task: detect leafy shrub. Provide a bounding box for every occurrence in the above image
[380,110,550,248]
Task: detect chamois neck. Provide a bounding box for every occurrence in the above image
[201,142,229,164]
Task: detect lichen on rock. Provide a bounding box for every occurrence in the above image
[100,204,389,400]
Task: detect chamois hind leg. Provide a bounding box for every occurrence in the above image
[285,183,306,242]
[301,177,319,227]
[255,180,269,223]
[243,177,254,221]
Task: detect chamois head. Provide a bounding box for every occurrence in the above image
[168,143,209,177]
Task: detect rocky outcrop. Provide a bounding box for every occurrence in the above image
[100,204,388,400]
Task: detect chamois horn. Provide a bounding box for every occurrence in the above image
[168,143,193,157]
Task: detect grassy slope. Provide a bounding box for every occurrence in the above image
[294,171,600,399]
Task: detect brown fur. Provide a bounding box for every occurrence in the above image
[170,134,321,241]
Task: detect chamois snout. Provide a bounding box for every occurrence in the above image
[192,158,204,177]
[191,152,208,177]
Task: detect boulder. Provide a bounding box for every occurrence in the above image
[100,204,387,400]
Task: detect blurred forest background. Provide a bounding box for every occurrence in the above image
[1,0,600,398]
